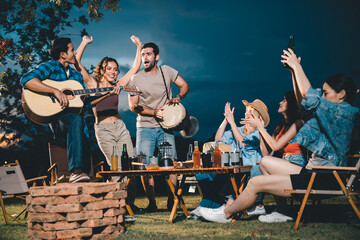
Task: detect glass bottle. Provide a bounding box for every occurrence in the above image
[193,141,201,168]
[111,146,118,171]
[284,35,295,69]
[213,141,221,168]
[121,144,129,171]
[187,143,193,161]
[288,35,295,53]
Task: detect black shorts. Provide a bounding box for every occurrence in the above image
[290,167,341,191]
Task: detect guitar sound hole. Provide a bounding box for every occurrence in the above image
[62,89,75,99]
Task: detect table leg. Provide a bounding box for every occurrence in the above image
[230,174,239,198]
[166,175,189,222]
[230,173,248,217]
[125,177,134,217]
[177,176,189,217]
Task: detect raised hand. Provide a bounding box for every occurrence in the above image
[240,113,264,129]
[224,102,235,124]
[131,35,142,47]
[281,48,301,70]
[82,35,93,45]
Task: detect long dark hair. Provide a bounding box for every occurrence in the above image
[273,91,303,138]
[325,73,358,106]
[93,57,119,83]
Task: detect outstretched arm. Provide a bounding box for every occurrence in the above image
[291,70,303,106]
[281,49,311,99]
[116,35,142,86]
[242,116,304,152]
[74,35,97,88]
[75,35,93,63]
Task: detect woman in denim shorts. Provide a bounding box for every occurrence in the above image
[241,91,306,218]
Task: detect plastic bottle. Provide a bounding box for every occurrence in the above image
[193,141,201,168]
[111,146,118,171]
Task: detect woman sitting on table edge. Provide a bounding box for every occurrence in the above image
[199,48,360,223]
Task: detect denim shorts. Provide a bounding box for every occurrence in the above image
[283,153,307,167]
[306,153,336,167]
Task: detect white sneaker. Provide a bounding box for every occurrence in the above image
[258,211,293,223]
[199,205,232,223]
[69,172,90,183]
[190,207,202,217]
[247,205,266,216]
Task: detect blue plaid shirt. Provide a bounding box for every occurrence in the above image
[20,60,85,88]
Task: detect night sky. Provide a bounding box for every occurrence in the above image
[66,0,360,141]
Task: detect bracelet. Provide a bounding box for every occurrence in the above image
[175,94,182,99]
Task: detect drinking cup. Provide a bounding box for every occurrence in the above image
[221,152,230,167]
[230,152,240,166]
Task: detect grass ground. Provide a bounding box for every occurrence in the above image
[1,194,359,239]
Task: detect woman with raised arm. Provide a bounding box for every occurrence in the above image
[75,35,141,168]
[189,100,270,220]
[240,91,306,222]
[75,35,143,212]
[199,48,359,223]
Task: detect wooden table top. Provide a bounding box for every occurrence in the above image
[97,166,252,177]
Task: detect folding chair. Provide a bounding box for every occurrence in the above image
[285,154,360,230]
[0,160,47,224]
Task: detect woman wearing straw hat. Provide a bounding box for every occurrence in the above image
[188,99,270,220]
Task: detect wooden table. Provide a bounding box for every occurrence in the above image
[97,166,252,222]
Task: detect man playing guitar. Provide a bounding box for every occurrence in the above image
[20,37,90,183]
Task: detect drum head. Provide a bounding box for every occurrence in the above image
[159,103,186,129]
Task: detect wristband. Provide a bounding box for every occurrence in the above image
[175,94,182,99]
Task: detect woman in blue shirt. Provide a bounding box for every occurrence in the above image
[199,48,359,223]
[189,100,269,219]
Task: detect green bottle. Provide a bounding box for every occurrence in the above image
[284,35,295,69]
[288,35,295,53]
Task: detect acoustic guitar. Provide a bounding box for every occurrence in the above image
[22,79,141,124]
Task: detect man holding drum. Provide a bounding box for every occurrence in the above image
[128,42,190,212]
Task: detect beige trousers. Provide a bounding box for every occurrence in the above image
[94,119,134,170]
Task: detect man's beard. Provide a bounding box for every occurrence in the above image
[144,60,156,72]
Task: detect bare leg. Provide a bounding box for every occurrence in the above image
[141,175,156,206]
[260,156,302,176]
[224,175,293,218]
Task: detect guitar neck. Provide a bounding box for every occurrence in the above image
[73,86,122,96]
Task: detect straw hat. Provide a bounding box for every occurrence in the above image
[242,99,270,127]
